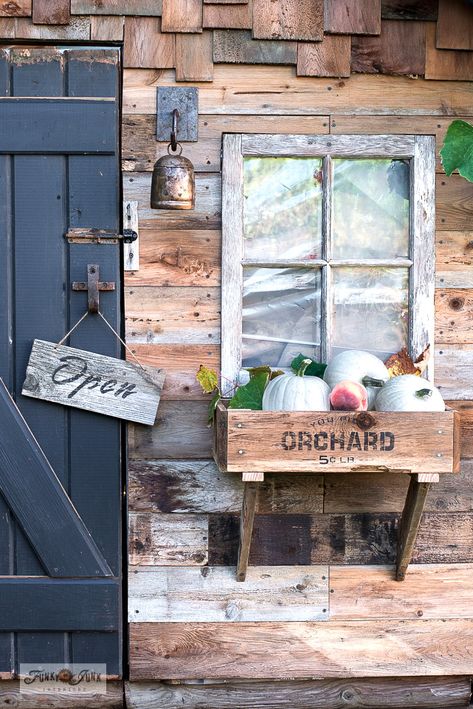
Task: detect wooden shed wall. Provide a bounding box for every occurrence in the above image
[1,1,473,706]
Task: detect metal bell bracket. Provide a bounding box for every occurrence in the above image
[72,264,115,314]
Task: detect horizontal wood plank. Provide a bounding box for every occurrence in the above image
[14,16,90,38]
[1,681,124,708]
[435,289,473,344]
[125,676,472,708]
[436,231,473,289]
[437,173,473,231]
[123,66,473,115]
[436,345,473,399]
[71,0,162,13]
[129,512,208,566]
[128,459,324,514]
[330,564,473,620]
[128,566,329,622]
[129,618,473,679]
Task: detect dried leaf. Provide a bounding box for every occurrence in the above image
[415,345,431,375]
[385,346,430,377]
[196,365,219,394]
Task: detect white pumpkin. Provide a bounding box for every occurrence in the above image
[323,350,389,410]
[375,374,445,412]
[262,360,330,411]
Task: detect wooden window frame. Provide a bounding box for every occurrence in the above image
[221,134,436,396]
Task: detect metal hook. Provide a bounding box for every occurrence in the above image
[170,109,179,152]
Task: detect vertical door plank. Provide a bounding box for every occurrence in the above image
[297,35,351,77]
[176,30,213,81]
[33,0,71,25]
[203,0,252,29]
[437,0,473,51]
[124,17,175,68]
[325,0,381,35]
[351,19,426,75]
[162,0,203,33]
[10,47,64,96]
[253,0,323,41]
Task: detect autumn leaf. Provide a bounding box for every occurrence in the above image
[415,345,431,375]
[228,371,269,410]
[196,365,219,394]
[246,365,285,381]
[385,346,430,377]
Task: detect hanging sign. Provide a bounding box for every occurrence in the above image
[22,340,165,426]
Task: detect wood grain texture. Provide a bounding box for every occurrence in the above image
[331,564,473,620]
[213,29,297,64]
[124,17,175,69]
[425,22,473,80]
[437,173,473,231]
[436,231,473,289]
[325,0,381,35]
[437,0,473,50]
[129,401,214,459]
[130,618,473,679]
[91,15,124,41]
[176,31,213,82]
[381,0,438,20]
[253,0,323,41]
[0,0,30,16]
[351,20,426,75]
[125,286,220,344]
[15,15,90,38]
[161,0,202,33]
[297,36,351,78]
[396,476,431,580]
[128,566,329,622]
[0,681,124,708]
[71,0,162,13]
[209,512,473,566]
[436,289,473,344]
[203,0,252,29]
[32,0,70,24]
[129,512,208,566]
[437,345,473,399]
[123,66,473,115]
[447,401,473,458]
[125,677,472,709]
[128,460,324,514]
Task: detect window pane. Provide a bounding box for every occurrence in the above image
[243,157,323,260]
[332,267,408,360]
[332,159,410,259]
[242,267,321,368]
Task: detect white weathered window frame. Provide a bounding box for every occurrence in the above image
[221,134,436,396]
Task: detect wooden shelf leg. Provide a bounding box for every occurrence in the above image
[396,474,431,582]
[236,481,259,582]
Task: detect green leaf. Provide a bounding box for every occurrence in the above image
[246,365,284,381]
[208,390,221,423]
[440,119,473,182]
[196,365,219,394]
[290,353,327,379]
[228,371,269,410]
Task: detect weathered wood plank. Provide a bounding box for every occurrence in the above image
[71,0,162,13]
[425,22,473,80]
[128,460,324,514]
[15,16,90,38]
[0,681,124,708]
[437,0,473,51]
[381,0,438,21]
[125,677,472,709]
[130,618,473,679]
[325,0,381,35]
[436,231,473,290]
[129,401,214,459]
[351,20,426,75]
[396,476,431,580]
[436,345,473,399]
[32,0,70,24]
[203,1,252,29]
[208,512,473,566]
[129,513,208,566]
[213,30,297,65]
[123,172,221,230]
[127,344,218,400]
[253,0,323,41]
[435,289,473,344]
[161,0,202,33]
[22,339,164,426]
[0,0,31,16]
[331,563,473,620]
[125,286,220,344]
[237,481,258,582]
[123,66,473,115]
[121,114,330,173]
[297,36,351,78]
[128,566,329,622]
[124,17,175,69]
[447,401,473,458]
[437,173,473,231]
[176,31,213,82]
[91,15,124,41]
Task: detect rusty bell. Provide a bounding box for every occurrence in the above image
[150,150,195,210]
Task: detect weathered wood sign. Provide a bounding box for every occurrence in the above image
[22,340,165,426]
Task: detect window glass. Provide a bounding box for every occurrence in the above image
[332,159,410,259]
[242,267,321,367]
[243,157,323,260]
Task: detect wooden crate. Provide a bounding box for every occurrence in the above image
[214,402,461,475]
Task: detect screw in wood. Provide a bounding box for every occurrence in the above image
[238,449,244,455]
[436,453,443,458]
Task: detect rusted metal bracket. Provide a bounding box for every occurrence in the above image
[156,86,198,142]
[65,228,138,245]
[72,264,115,314]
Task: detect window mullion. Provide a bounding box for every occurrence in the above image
[321,155,332,363]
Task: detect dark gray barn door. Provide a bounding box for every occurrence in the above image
[0,47,122,677]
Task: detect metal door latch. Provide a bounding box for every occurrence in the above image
[72,264,115,313]
[65,228,137,245]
